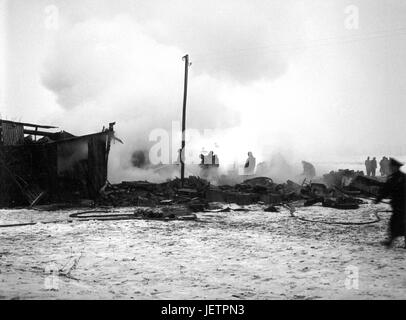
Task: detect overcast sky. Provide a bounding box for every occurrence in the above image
[1,0,406,172]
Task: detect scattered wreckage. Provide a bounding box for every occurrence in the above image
[96,170,382,215]
[0,119,386,224]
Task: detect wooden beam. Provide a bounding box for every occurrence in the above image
[0,128,55,137]
[0,119,58,129]
[22,129,55,137]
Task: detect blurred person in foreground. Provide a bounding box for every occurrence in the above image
[375,158,406,248]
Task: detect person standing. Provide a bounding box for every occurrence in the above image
[301,161,316,179]
[375,158,406,248]
[380,156,390,176]
[379,157,386,176]
[365,157,371,176]
[212,153,219,167]
[371,157,377,177]
[383,156,390,176]
[244,152,256,175]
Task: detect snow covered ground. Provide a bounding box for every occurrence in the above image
[0,201,405,300]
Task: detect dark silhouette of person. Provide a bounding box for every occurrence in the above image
[375,158,406,248]
[175,148,182,165]
[200,151,219,167]
[379,156,390,176]
[205,151,214,165]
[365,157,371,176]
[379,157,388,177]
[383,156,390,176]
[371,157,377,177]
[244,152,256,175]
[302,161,316,179]
[212,152,219,167]
[379,157,386,176]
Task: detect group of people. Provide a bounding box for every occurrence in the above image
[199,151,219,167]
[197,151,316,179]
[197,151,405,248]
[364,156,378,177]
[365,156,392,177]
[198,151,257,175]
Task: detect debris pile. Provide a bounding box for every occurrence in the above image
[295,169,388,210]
[323,169,364,189]
[322,169,385,197]
[300,176,362,210]
[90,169,385,212]
[349,175,384,197]
[5,168,385,223]
[98,176,307,208]
[206,177,303,205]
[97,176,210,211]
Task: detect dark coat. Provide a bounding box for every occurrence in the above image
[376,170,406,237]
[371,159,377,169]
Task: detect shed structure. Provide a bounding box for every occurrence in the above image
[0,120,116,207]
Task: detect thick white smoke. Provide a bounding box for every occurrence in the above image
[41,15,244,182]
[39,9,346,183]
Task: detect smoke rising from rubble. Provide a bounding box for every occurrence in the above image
[40,12,308,182]
[34,1,406,183]
[40,15,244,182]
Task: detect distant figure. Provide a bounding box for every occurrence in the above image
[383,157,390,176]
[375,158,406,248]
[379,156,390,176]
[371,157,377,177]
[213,154,219,167]
[379,157,385,176]
[302,161,316,179]
[244,152,256,175]
[365,157,371,176]
[131,150,147,168]
[204,151,214,165]
[175,148,182,165]
[199,151,219,181]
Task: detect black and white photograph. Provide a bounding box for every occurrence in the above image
[1,0,406,303]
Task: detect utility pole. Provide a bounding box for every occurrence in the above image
[180,54,190,187]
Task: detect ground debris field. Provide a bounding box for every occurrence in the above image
[1,200,406,300]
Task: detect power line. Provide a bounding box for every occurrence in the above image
[191,27,406,64]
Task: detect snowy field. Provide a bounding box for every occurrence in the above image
[0,201,405,300]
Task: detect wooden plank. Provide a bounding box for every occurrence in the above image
[0,128,58,137]
[0,119,57,129]
[22,129,55,137]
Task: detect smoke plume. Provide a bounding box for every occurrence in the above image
[41,15,244,182]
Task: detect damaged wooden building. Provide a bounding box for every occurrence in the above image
[0,120,117,207]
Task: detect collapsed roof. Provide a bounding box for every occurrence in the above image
[0,120,119,207]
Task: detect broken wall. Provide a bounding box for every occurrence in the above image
[55,134,109,200]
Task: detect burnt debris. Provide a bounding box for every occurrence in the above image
[96,170,378,211]
[0,120,384,211]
